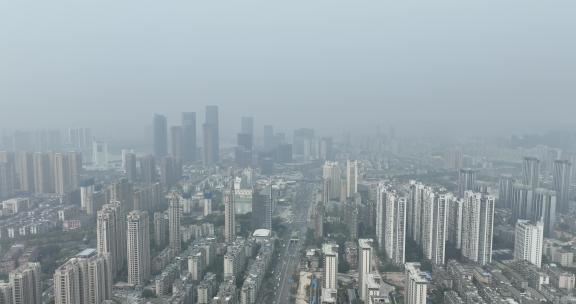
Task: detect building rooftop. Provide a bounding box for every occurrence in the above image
[76,248,97,258]
[253,229,271,238]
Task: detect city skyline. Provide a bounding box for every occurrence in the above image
[1,1,576,304]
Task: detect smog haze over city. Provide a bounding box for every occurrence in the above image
[1,1,576,304]
[2,0,576,141]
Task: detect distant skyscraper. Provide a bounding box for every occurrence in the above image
[553,160,572,213]
[514,220,544,268]
[53,249,112,304]
[168,194,182,254]
[252,184,272,230]
[235,133,253,167]
[522,157,540,189]
[202,124,216,166]
[240,116,254,136]
[67,151,82,190]
[127,211,151,286]
[107,178,134,213]
[160,156,182,187]
[139,155,157,184]
[376,184,386,251]
[182,112,197,162]
[0,152,16,198]
[458,168,477,197]
[9,262,42,304]
[154,212,169,249]
[322,161,341,201]
[263,125,275,151]
[170,126,183,160]
[92,141,109,168]
[124,152,137,183]
[292,128,315,157]
[66,127,92,151]
[405,263,428,304]
[313,202,324,239]
[224,185,236,243]
[79,181,92,207]
[511,183,533,223]
[15,152,34,193]
[346,160,358,197]
[153,114,168,158]
[53,152,70,195]
[498,174,514,208]
[33,152,53,194]
[319,137,334,161]
[358,239,373,303]
[322,243,339,290]
[203,106,219,165]
[532,188,556,238]
[461,191,495,265]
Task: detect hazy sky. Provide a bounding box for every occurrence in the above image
[1,0,575,140]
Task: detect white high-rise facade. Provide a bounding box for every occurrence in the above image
[447,197,464,249]
[375,183,386,251]
[53,249,112,304]
[97,202,125,278]
[224,186,236,243]
[322,243,339,290]
[421,191,450,265]
[127,211,150,286]
[514,220,544,268]
[461,191,495,265]
[168,193,182,254]
[382,190,406,265]
[322,161,341,201]
[9,262,42,304]
[408,181,425,245]
[358,239,373,303]
[405,263,428,304]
